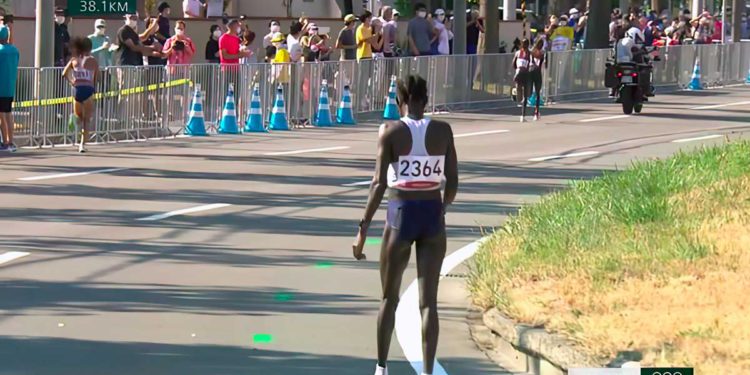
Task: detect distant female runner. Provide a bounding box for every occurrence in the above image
[353,75,459,375]
[63,36,99,153]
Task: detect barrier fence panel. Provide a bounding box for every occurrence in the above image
[10,42,749,148]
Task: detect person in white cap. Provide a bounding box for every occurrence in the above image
[89,19,114,68]
[568,8,579,27]
[433,8,452,55]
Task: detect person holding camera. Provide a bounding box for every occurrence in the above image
[163,20,196,68]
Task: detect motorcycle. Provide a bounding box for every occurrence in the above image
[605,46,659,115]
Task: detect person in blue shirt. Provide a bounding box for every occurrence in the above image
[0,26,19,152]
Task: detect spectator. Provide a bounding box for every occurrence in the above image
[89,19,114,68]
[183,0,205,18]
[117,13,160,66]
[371,19,385,58]
[408,3,437,56]
[356,11,375,61]
[155,2,171,45]
[219,19,249,65]
[287,20,304,63]
[143,17,166,66]
[466,8,484,54]
[1,14,14,44]
[301,23,326,62]
[240,27,256,64]
[318,33,332,61]
[609,8,623,44]
[568,8,579,27]
[205,25,221,63]
[381,6,397,57]
[264,20,281,49]
[54,7,70,67]
[336,14,357,61]
[271,32,290,83]
[163,21,196,67]
[0,26,18,152]
[433,8,451,55]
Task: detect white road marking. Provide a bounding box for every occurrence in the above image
[0,252,31,266]
[395,238,487,375]
[17,168,126,182]
[690,101,750,110]
[579,115,630,123]
[454,129,510,138]
[528,151,599,162]
[137,203,232,221]
[671,134,722,143]
[263,146,350,156]
[342,180,372,187]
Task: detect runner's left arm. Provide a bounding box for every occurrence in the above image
[443,125,458,206]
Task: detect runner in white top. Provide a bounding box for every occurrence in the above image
[353,75,458,375]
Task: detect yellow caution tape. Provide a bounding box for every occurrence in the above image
[13,79,192,109]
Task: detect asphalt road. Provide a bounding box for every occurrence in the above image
[0,87,748,375]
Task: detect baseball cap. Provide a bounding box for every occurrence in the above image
[393,10,400,16]
[435,8,445,16]
[569,8,579,15]
[271,32,285,43]
[0,26,9,40]
[95,19,107,28]
[344,14,356,23]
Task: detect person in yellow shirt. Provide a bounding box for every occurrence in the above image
[356,11,376,61]
[271,32,290,84]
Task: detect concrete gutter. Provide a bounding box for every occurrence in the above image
[468,306,602,375]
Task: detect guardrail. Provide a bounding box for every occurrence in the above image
[10,42,750,148]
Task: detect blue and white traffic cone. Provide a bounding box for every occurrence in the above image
[185,84,208,136]
[269,85,290,131]
[336,85,356,125]
[745,66,750,84]
[688,58,703,91]
[314,79,333,127]
[244,83,267,133]
[383,75,400,120]
[218,83,240,134]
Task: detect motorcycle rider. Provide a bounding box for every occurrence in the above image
[614,23,654,99]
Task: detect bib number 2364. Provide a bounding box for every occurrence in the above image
[398,156,445,179]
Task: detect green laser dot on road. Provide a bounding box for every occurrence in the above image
[314,261,333,269]
[274,293,294,302]
[365,238,382,246]
[253,334,274,344]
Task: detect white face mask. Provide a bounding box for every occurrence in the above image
[271,24,281,33]
[417,11,427,18]
[437,14,445,22]
[175,28,185,36]
[126,19,137,29]
[55,16,65,24]
[213,30,222,38]
[236,27,242,35]
[96,28,106,35]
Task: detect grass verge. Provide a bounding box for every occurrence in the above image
[468,140,750,375]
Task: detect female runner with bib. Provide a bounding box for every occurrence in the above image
[353,75,458,375]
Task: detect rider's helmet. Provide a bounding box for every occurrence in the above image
[625,26,645,45]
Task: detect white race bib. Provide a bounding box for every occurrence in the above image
[388,155,445,191]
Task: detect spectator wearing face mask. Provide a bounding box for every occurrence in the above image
[408,3,438,56]
[264,20,282,49]
[206,25,221,63]
[89,19,114,68]
[54,8,70,67]
[219,19,250,66]
[117,13,161,66]
[432,8,452,55]
[301,23,326,62]
[288,20,304,63]
[163,21,195,67]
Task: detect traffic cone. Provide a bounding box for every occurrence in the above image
[185,84,207,136]
[336,85,356,125]
[314,79,333,127]
[383,76,400,120]
[218,83,240,134]
[269,84,289,131]
[244,83,267,133]
[688,58,702,91]
[745,67,750,84]
[527,91,545,107]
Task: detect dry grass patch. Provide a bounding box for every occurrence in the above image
[468,141,750,374]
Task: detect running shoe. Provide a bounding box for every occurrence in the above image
[6,144,17,153]
[520,116,525,123]
[534,114,540,121]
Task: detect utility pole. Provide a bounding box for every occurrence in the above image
[34,0,54,68]
[484,0,499,53]
[691,0,703,15]
[454,0,467,55]
[584,0,610,49]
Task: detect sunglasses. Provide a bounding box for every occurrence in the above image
[96,26,105,29]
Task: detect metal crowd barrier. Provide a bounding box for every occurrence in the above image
[10,42,750,148]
